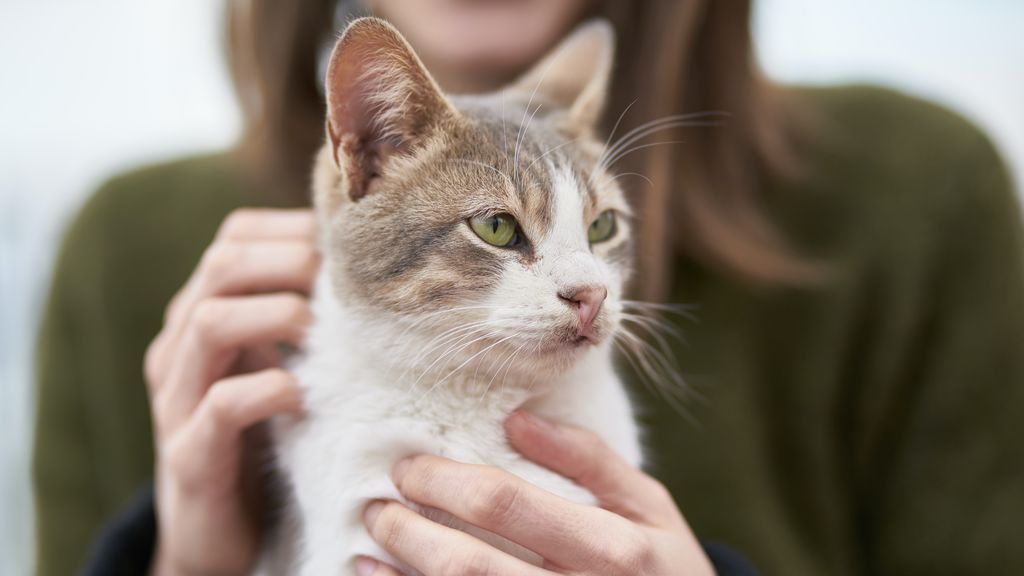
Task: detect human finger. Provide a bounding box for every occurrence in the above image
[506,411,682,528]
[154,293,311,430]
[163,368,302,493]
[214,208,315,243]
[165,240,318,328]
[363,500,552,576]
[353,556,402,576]
[392,455,633,570]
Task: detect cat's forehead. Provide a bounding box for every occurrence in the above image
[420,99,620,232]
[451,93,589,162]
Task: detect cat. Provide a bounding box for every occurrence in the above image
[263,16,643,576]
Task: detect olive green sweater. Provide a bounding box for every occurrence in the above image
[34,86,1024,575]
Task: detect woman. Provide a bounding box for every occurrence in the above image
[33,0,1024,575]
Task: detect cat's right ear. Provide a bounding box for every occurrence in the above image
[507,19,615,135]
[324,17,455,201]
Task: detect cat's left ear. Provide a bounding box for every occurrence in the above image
[324,17,456,201]
[507,19,615,133]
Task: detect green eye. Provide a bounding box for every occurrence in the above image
[588,210,617,244]
[470,213,520,247]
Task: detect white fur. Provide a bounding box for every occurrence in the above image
[262,165,641,576]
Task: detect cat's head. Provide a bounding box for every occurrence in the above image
[313,17,632,378]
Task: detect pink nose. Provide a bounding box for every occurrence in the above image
[559,285,608,337]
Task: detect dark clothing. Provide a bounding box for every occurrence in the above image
[81,488,156,576]
[35,86,1024,575]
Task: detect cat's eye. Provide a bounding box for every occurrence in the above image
[588,210,617,244]
[469,213,520,247]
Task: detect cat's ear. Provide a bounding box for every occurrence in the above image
[324,17,455,201]
[508,19,614,133]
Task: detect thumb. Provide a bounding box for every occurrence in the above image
[505,411,681,528]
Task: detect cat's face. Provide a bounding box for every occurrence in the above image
[314,18,631,376]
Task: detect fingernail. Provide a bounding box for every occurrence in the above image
[392,458,412,485]
[355,556,378,576]
[363,501,385,529]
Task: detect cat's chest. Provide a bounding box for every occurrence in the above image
[276,394,591,507]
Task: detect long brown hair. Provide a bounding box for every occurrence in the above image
[226,0,812,301]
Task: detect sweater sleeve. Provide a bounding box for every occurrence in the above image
[33,196,115,576]
[32,182,157,576]
[861,131,1024,573]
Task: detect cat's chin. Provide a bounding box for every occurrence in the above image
[532,333,605,365]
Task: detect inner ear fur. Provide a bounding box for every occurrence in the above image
[324,17,455,201]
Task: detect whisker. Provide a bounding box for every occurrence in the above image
[620,312,684,343]
[514,102,544,184]
[602,139,689,171]
[401,325,503,392]
[501,90,510,176]
[417,333,517,403]
[514,61,556,184]
[606,171,654,189]
[523,138,578,177]
[498,340,529,395]
[613,331,695,422]
[589,112,727,187]
[612,337,683,412]
[391,310,504,355]
[622,300,698,322]
[600,99,638,161]
[601,112,726,164]
[471,339,529,412]
[402,320,497,364]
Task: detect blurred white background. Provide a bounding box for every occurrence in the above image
[1,1,1021,574]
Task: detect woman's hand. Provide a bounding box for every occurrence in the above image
[357,411,715,576]
[144,209,318,576]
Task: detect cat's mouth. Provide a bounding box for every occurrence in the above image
[536,329,602,356]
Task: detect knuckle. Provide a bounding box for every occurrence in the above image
[164,433,220,498]
[605,528,655,572]
[203,384,237,428]
[163,437,186,472]
[163,437,201,491]
[298,244,319,271]
[260,369,299,402]
[279,293,311,325]
[374,504,408,552]
[218,208,258,240]
[190,299,227,342]
[261,367,294,387]
[466,471,522,525]
[400,456,437,494]
[577,428,607,457]
[199,243,240,287]
[645,476,674,503]
[150,389,174,423]
[164,292,184,324]
[143,335,165,388]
